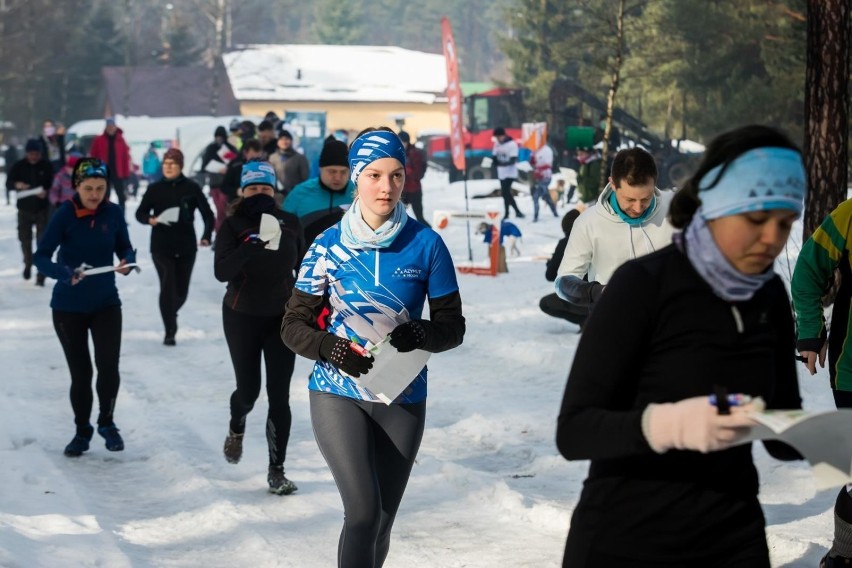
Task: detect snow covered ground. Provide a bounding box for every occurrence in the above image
[0,169,838,567]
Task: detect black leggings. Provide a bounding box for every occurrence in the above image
[18,208,48,270]
[152,252,196,335]
[539,293,588,326]
[52,306,122,429]
[310,391,426,568]
[223,306,295,467]
[500,177,522,217]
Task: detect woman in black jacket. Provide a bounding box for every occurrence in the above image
[214,160,305,495]
[556,125,807,567]
[136,148,214,345]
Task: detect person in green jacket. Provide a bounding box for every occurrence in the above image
[575,147,602,203]
[792,201,852,567]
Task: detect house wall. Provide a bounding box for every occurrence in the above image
[239,100,450,139]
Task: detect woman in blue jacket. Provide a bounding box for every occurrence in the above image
[34,157,137,457]
[282,128,465,568]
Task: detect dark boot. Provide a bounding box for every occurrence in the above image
[267,465,297,495]
[223,429,244,464]
[64,424,94,457]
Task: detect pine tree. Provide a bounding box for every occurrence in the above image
[802,0,850,239]
[312,0,365,45]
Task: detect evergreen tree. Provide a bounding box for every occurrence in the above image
[161,8,204,66]
[312,0,365,45]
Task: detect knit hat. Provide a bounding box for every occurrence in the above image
[214,126,227,138]
[698,147,806,220]
[66,152,82,169]
[278,129,293,140]
[398,131,411,144]
[319,135,349,168]
[240,160,277,189]
[493,127,506,137]
[105,117,116,126]
[72,157,109,188]
[163,148,184,168]
[348,130,407,184]
[229,118,240,132]
[25,138,41,152]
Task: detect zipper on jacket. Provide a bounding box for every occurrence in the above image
[730,305,744,334]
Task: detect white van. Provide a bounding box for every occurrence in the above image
[66,115,213,171]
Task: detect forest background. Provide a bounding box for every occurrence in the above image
[0,0,812,146]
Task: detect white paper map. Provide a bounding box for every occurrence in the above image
[16,186,45,199]
[77,262,140,276]
[259,213,281,251]
[353,337,431,405]
[156,207,180,225]
[745,408,852,490]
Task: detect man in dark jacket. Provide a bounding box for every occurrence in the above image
[222,139,263,204]
[257,120,278,158]
[398,131,430,226]
[201,125,238,234]
[268,129,309,196]
[5,139,54,284]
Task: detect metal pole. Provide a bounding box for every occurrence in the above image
[463,167,473,262]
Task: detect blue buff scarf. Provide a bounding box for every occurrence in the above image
[340,196,408,249]
[608,190,656,226]
[676,207,775,302]
[348,130,407,185]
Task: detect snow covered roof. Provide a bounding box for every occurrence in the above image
[222,44,447,104]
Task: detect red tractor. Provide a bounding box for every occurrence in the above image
[426,88,525,182]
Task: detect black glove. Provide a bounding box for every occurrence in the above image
[319,336,374,377]
[389,320,427,353]
[242,234,268,254]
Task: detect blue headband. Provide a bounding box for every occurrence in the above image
[698,147,805,220]
[348,131,407,184]
[241,160,277,189]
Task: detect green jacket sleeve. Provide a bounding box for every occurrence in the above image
[791,201,852,348]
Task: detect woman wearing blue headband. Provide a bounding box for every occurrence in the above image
[555,125,805,567]
[34,157,138,457]
[215,160,306,496]
[282,127,465,567]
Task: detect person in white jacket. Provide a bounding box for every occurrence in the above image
[555,147,674,309]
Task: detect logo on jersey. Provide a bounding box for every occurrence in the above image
[392,267,423,279]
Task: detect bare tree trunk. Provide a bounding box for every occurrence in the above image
[25,1,35,133]
[664,89,674,141]
[208,0,226,115]
[122,0,133,116]
[599,0,626,192]
[802,0,850,240]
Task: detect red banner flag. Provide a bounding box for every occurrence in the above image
[441,17,466,172]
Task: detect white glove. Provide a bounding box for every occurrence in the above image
[641,396,759,454]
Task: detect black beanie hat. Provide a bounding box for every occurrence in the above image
[319,135,349,168]
[214,126,227,138]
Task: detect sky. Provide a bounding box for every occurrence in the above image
[0,168,841,567]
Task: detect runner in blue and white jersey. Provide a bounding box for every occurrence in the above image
[282,127,465,568]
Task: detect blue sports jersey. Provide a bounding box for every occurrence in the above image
[295,220,459,403]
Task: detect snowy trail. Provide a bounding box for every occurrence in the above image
[0,170,843,566]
